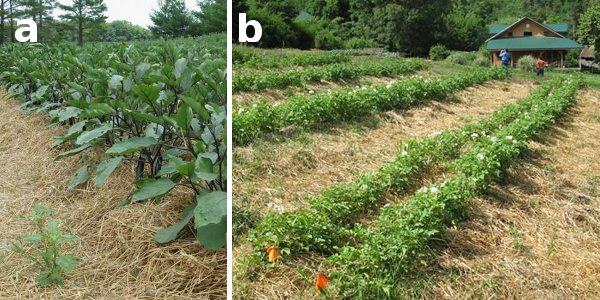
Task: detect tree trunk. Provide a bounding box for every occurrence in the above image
[78,18,83,46]
[38,0,42,41]
[9,0,13,42]
[1,0,5,44]
[78,4,83,46]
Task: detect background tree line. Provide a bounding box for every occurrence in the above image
[233,0,600,57]
[0,0,226,45]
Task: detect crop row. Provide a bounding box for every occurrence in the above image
[250,78,558,257]
[325,77,581,298]
[0,35,228,249]
[233,67,509,145]
[240,52,350,69]
[233,58,427,92]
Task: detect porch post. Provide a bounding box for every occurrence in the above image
[560,50,564,68]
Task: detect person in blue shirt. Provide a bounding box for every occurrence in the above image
[499,49,511,67]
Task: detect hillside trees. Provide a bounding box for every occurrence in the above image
[59,0,107,46]
[195,0,226,34]
[349,0,451,55]
[577,3,600,61]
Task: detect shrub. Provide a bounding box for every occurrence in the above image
[429,44,450,61]
[472,55,491,67]
[233,45,257,64]
[565,49,580,67]
[517,55,537,72]
[345,38,378,50]
[315,30,343,50]
[446,52,477,65]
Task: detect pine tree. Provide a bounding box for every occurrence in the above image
[150,0,194,38]
[59,0,107,46]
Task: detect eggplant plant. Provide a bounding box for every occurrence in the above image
[0,34,228,250]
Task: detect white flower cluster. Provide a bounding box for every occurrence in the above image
[267,203,285,214]
[418,186,439,194]
[477,153,485,161]
[429,131,442,138]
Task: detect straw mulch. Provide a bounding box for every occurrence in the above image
[0,91,226,299]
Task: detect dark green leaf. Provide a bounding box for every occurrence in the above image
[131,178,176,202]
[105,137,158,156]
[194,191,227,250]
[154,204,196,243]
[94,156,123,188]
[67,165,89,190]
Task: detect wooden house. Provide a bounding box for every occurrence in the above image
[486,17,582,67]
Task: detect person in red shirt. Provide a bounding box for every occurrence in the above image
[536,55,546,77]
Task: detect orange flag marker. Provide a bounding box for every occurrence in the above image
[315,273,330,292]
[266,245,280,262]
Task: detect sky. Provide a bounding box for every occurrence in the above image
[56,0,199,28]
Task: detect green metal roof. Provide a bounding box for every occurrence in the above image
[489,23,568,34]
[487,36,582,51]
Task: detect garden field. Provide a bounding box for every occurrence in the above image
[0,34,227,299]
[232,47,600,299]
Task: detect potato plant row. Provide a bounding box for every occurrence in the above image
[233,67,509,145]
[0,35,228,249]
[325,77,581,298]
[250,78,558,257]
[233,58,427,92]
[239,51,350,69]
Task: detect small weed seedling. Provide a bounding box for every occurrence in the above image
[509,224,523,254]
[12,203,79,287]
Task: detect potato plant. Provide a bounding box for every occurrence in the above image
[234,67,509,145]
[250,77,559,257]
[325,77,581,298]
[0,35,227,250]
[233,58,427,92]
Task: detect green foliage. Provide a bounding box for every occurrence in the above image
[565,49,581,67]
[344,38,378,50]
[325,77,581,297]
[577,3,600,61]
[444,9,487,51]
[89,21,153,42]
[350,0,452,55]
[446,52,478,65]
[314,29,343,50]
[59,0,107,46]
[0,35,228,250]
[249,78,563,260]
[195,0,226,34]
[517,55,537,72]
[241,51,350,69]
[234,58,427,92]
[11,203,79,287]
[472,56,491,67]
[429,44,451,61]
[246,7,296,48]
[150,0,195,38]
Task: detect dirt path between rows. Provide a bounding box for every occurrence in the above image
[0,92,226,299]
[422,88,600,299]
[234,80,536,218]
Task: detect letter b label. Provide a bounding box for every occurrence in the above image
[238,13,261,43]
